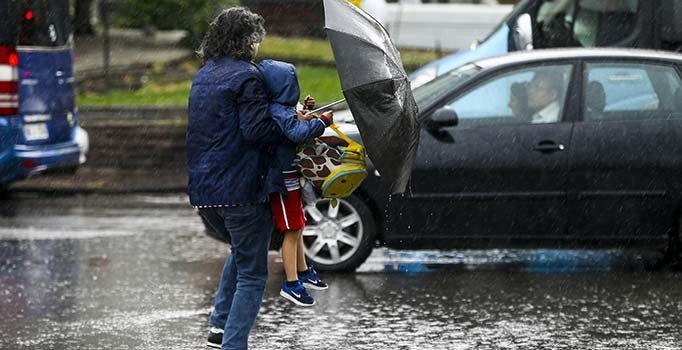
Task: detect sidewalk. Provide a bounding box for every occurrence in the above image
[73,28,193,77]
[9,116,188,194]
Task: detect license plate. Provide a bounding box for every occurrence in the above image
[23,123,49,141]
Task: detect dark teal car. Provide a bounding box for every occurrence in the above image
[310,49,682,272]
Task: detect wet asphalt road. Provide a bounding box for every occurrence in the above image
[1,194,681,350]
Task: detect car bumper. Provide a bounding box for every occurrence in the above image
[0,152,22,186]
[15,141,81,176]
[73,126,89,164]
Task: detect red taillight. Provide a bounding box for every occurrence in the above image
[23,160,36,169]
[0,45,19,116]
[8,52,18,67]
[0,46,18,67]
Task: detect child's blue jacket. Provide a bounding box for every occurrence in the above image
[258,59,326,194]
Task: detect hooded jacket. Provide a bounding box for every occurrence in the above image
[186,55,290,208]
[258,59,326,194]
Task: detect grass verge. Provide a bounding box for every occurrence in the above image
[259,35,448,71]
[77,35,445,107]
[77,65,343,107]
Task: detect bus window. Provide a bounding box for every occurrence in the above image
[18,0,70,47]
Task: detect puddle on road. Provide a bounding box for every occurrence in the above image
[1,194,681,349]
[358,248,663,274]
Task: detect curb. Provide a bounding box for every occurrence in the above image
[77,102,350,121]
[8,186,187,195]
[79,106,188,121]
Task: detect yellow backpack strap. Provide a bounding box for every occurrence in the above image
[329,123,364,155]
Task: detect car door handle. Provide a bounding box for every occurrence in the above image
[533,141,565,153]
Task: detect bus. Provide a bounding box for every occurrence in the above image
[0,0,87,191]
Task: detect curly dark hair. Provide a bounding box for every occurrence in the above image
[197,7,266,62]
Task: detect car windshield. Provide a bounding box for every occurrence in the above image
[413,63,481,110]
[480,8,514,43]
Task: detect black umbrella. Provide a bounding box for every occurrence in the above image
[323,0,419,194]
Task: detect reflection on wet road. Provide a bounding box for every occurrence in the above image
[0,194,681,349]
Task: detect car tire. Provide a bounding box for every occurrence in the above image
[668,213,682,259]
[657,213,682,271]
[200,214,231,244]
[58,166,79,175]
[199,211,284,251]
[302,194,376,272]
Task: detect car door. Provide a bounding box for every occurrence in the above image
[386,62,576,243]
[568,60,682,241]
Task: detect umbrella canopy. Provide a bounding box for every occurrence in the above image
[324,0,420,194]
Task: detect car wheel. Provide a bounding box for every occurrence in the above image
[302,194,376,272]
[658,213,682,271]
[58,166,79,175]
[200,214,231,244]
[669,214,682,259]
[199,210,283,251]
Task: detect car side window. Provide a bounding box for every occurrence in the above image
[583,63,682,121]
[446,64,573,127]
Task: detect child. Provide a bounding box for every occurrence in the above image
[259,59,332,307]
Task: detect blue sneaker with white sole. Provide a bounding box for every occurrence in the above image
[280,280,315,307]
[298,266,328,290]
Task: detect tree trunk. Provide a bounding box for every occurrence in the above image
[73,0,95,36]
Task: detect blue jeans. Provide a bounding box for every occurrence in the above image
[200,204,272,350]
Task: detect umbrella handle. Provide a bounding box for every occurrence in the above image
[310,99,346,114]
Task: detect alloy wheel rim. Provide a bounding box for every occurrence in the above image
[303,198,364,265]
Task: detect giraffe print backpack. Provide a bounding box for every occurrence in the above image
[296,124,367,199]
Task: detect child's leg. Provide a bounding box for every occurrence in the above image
[282,229,302,282]
[296,231,309,273]
[296,228,328,290]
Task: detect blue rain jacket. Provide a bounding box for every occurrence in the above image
[186,55,291,207]
[258,60,326,194]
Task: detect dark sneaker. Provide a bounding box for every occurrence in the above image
[298,266,328,290]
[207,327,223,349]
[280,280,315,306]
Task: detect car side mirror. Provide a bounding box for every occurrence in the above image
[426,107,458,130]
[514,13,534,50]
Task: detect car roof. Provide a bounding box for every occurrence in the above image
[473,48,682,70]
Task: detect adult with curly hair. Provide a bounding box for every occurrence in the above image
[186,7,289,350]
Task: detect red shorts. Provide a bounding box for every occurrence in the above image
[270,189,306,233]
